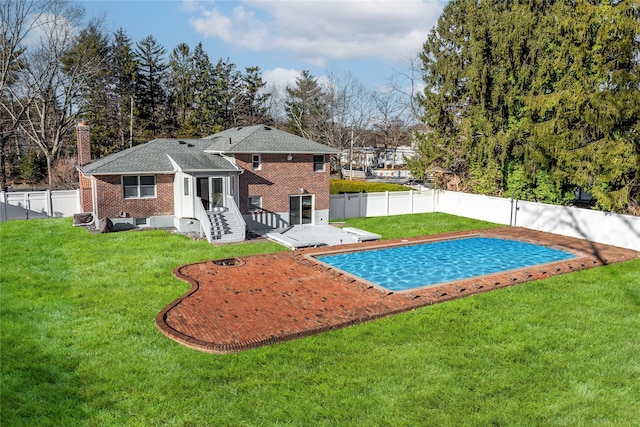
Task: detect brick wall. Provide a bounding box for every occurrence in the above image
[78,173,93,212]
[91,174,174,219]
[236,153,330,214]
[77,123,91,167]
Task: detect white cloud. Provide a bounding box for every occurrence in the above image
[188,0,444,65]
[180,0,204,13]
[263,67,301,89]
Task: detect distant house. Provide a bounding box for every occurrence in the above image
[76,123,340,242]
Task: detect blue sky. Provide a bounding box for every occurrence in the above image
[78,0,446,92]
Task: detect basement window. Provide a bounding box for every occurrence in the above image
[248,196,262,212]
[123,175,156,199]
[134,217,148,226]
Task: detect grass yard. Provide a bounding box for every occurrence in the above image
[1,215,639,426]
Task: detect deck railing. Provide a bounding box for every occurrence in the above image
[225,195,246,240]
[194,197,212,242]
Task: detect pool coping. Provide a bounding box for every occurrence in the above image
[156,227,639,354]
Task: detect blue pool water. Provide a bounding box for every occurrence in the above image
[315,237,575,291]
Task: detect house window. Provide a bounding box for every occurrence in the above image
[183,177,189,196]
[252,154,261,170]
[248,196,262,212]
[123,175,156,199]
[313,154,325,172]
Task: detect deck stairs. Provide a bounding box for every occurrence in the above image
[207,208,245,243]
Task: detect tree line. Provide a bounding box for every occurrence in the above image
[1,1,275,188]
[1,0,415,191]
[2,0,637,214]
[408,0,639,213]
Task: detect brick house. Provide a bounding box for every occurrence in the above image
[77,123,340,242]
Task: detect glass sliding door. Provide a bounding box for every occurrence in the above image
[196,177,226,211]
[289,195,313,225]
[301,195,312,224]
[196,177,210,211]
[212,177,224,208]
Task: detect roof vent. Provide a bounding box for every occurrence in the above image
[178,140,186,144]
[263,126,271,130]
[187,143,194,147]
[229,137,232,144]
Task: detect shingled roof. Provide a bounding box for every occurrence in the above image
[78,125,338,175]
[204,125,341,154]
[78,138,237,175]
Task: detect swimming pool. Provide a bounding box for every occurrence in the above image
[315,237,576,291]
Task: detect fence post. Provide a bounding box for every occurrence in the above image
[385,191,389,216]
[75,189,81,213]
[1,191,6,222]
[410,190,414,214]
[433,189,438,212]
[45,189,53,217]
[25,192,29,220]
[343,193,347,219]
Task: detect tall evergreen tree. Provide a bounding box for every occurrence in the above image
[526,0,639,211]
[411,0,639,212]
[134,35,167,139]
[285,70,329,141]
[237,66,271,126]
[111,28,137,149]
[213,58,242,129]
[63,21,114,157]
[168,43,194,132]
[189,42,217,136]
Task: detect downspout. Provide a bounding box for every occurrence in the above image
[91,175,98,227]
[220,153,244,206]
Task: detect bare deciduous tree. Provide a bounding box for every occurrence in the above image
[387,54,424,127]
[371,88,410,168]
[2,0,102,188]
[323,69,373,150]
[1,0,58,189]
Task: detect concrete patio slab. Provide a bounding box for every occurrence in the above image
[265,224,377,248]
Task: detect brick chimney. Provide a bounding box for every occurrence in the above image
[77,121,91,167]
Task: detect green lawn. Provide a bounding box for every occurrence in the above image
[1,216,639,426]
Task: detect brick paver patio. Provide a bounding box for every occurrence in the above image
[156,227,638,354]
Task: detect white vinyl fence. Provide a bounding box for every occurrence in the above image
[330,189,640,251]
[0,190,80,221]
[3,189,638,252]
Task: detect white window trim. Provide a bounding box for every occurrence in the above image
[313,154,325,172]
[248,196,262,212]
[122,175,156,199]
[134,217,148,226]
[252,154,261,170]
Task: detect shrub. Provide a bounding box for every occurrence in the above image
[330,179,411,194]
